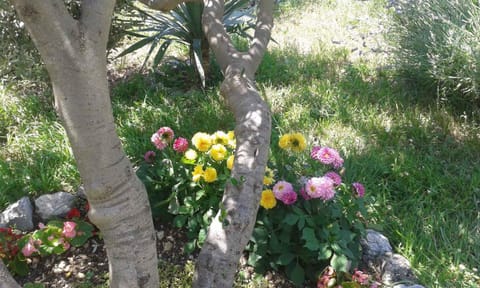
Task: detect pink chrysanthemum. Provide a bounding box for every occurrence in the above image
[173,137,189,153]
[352,182,365,197]
[279,189,298,205]
[151,133,168,150]
[157,127,174,142]
[305,176,335,201]
[324,171,342,186]
[311,146,344,169]
[299,187,311,200]
[144,151,156,163]
[272,180,298,205]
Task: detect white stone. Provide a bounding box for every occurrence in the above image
[35,192,76,221]
[0,196,34,231]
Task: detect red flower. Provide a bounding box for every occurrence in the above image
[66,208,81,219]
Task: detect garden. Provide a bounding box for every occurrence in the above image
[1,0,479,287]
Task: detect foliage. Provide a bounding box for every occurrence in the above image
[247,133,369,286]
[1,205,94,276]
[0,0,134,91]
[389,0,480,108]
[137,127,236,253]
[117,0,255,86]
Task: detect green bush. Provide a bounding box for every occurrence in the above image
[389,0,480,107]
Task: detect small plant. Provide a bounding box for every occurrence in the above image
[317,266,382,288]
[247,133,370,286]
[138,126,236,252]
[0,205,95,276]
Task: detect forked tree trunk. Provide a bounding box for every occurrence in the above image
[192,0,274,286]
[9,1,159,287]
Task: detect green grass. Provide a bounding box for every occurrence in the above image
[1,0,480,287]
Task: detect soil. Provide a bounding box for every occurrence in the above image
[13,220,296,288]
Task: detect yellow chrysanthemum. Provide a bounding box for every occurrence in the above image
[192,132,212,152]
[263,167,274,185]
[210,144,227,161]
[263,176,274,186]
[290,133,307,152]
[204,167,218,183]
[185,149,198,161]
[192,165,204,182]
[226,155,234,170]
[212,131,229,145]
[278,134,292,150]
[227,130,236,148]
[260,189,276,209]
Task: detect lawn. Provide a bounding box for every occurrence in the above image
[1,0,479,287]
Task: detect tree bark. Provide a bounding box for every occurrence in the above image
[192,0,274,287]
[0,261,21,288]
[10,1,159,287]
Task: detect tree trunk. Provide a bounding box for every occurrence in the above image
[0,261,21,288]
[10,1,159,287]
[192,0,274,286]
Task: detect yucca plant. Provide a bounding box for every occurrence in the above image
[117,0,255,87]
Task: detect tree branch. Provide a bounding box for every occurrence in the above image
[10,0,79,68]
[246,0,274,76]
[81,0,116,49]
[138,0,190,12]
[202,0,241,73]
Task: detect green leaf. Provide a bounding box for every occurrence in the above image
[9,256,29,276]
[168,195,180,214]
[331,253,349,272]
[173,215,188,227]
[197,228,207,245]
[317,244,333,260]
[277,253,295,266]
[289,262,305,285]
[195,189,206,201]
[116,35,158,58]
[192,38,206,87]
[152,40,172,67]
[283,213,299,225]
[302,227,320,251]
[184,240,196,254]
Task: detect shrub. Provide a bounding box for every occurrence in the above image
[389,0,480,107]
[246,133,369,285]
[139,127,371,286]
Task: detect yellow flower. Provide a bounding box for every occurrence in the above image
[192,132,212,152]
[226,155,234,170]
[185,149,198,161]
[210,144,227,161]
[278,134,292,150]
[212,131,229,145]
[227,130,236,148]
[192,165,204,182]
[260,189,276,209]
[204,167,217,183]
[264,176,274,186]
[290,133,307,152]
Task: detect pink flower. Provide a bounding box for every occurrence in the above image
[63,241,71,250]
[151,133,167,150]
[280,190,298,205]
[157,127,174,142]
[272,181,298,204]
[38,222,46,229]
[305,177,336,200]
[300,187,311,200]
[21,238,38,257]
[325,171,342,186]
[352,269,370,285]
[352,182,365,197]
[173,137,189,153]
[311,146,344,168]
[144,150,156,163]
[62,221,77,239]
